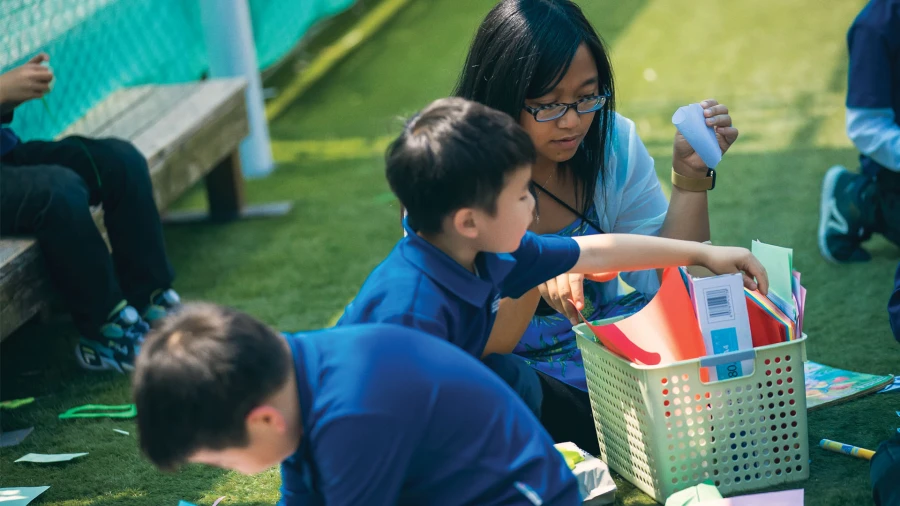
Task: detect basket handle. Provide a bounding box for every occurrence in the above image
[699,349,756,368]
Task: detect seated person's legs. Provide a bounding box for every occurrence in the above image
[0,163,141,371]
[5,136,178,322]
[891,263,900,342]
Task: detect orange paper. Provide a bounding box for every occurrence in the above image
[581,268,707,366]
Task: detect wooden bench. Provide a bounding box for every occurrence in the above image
[0,78,250,341]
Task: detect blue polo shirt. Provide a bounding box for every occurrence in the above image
[336,219,581,357]
[890,263,900,343]
[279,324,581,506]
[846,0,900,176]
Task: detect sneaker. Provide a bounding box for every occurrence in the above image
[142,288,181,325]
[818,165,877,263]
[75,304,148,373]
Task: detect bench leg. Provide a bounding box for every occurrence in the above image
[205,150,246,222]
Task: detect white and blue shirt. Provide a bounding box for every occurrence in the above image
[336,219,581,357]
[279,324,581,505]
[846,0,900,175]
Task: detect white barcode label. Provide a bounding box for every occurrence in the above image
[704,287,734,322]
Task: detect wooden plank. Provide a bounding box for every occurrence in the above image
[61,87,154,139]
[0,239,51,341]
[92,85,196,141]
[132,79,247,169]
[150,93,249,211]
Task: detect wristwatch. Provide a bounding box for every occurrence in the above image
[671,167,716,191]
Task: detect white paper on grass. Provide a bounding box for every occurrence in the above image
[672,103,722,168]
[555,442,616,505]
[15,452,88,463]
[0,486,50,505]
[0,428,33,448]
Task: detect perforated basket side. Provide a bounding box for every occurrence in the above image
[576,326,809,503]
[577,333,662,498]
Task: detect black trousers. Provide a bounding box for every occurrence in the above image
[537,371,601,456]
[0,136,174,340]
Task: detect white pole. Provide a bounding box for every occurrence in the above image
[199,0,274,178]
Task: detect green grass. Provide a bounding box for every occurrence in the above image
[2,0,899,504]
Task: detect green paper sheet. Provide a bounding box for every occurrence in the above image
[0,398,35,410]
[59,404,136,419]
[15,452,88,463]
[0,486,50,505]
[665,481,722,505]
[751,240,795,318]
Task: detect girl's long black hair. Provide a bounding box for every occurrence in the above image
[454,0,615,213]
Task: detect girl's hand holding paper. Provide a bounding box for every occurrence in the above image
[538,271,620,325]
[672,99,738,177]
[699,245,769,294]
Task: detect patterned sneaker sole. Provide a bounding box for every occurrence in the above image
[75,342,133,374]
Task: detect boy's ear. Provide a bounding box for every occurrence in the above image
[246,405,287,434]
[450,208,479,240]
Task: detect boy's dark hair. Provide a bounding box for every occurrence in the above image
[454,0,616,218]
[132,303,291,471]
[386,97,536,235]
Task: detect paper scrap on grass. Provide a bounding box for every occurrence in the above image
[0,486,50,505]
[0,398,35,410]
[665,481,721,505]
[15,452,87,463]
[696,488,803,505]
[879,376,900,393]
[0,428,34,448]
[113,429,130,435]
[178,497,226,506]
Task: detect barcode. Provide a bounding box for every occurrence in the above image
[705,288,734,321]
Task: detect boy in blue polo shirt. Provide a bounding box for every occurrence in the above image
[337,97,769,412]
[134,303,581,505]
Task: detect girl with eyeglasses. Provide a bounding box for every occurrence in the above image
[454,0,739,454]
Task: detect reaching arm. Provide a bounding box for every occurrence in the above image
[570,234,768,293]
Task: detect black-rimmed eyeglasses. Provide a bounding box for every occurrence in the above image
[522,94,609,122]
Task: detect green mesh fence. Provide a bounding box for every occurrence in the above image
[0,0,356,141]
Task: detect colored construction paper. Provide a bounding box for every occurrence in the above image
[697,488,803,505]
[0,428,33,448]
[746,289,795,346]
[573,303,661,365]
[585,267,707,366]
[751,241,796,319]
[15,452,87,463]
[792,271,806,335]
[0,486,50,505]
[665,481,722,505]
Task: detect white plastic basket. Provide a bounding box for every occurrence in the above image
[574,324,809,503]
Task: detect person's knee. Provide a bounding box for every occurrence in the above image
[32,165,92,228]
[105,139,149,174]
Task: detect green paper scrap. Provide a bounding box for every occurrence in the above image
[15,452,88,464]
[558,449,584,470]
[59,404,136,419]
[751,240,796,318]
[0,486,50,506]
[0,398,35,410]
[665,481,722,506]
